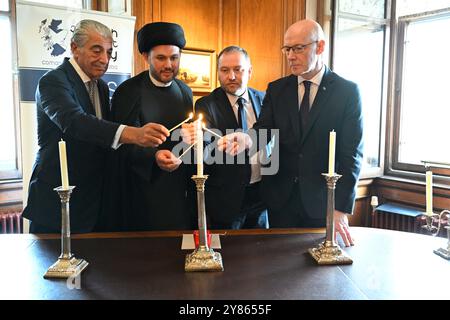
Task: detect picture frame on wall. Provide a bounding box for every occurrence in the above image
[177,48,216,93]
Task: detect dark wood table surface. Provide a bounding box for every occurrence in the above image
[0,227,448,300]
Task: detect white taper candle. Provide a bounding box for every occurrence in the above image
[328,130,336,175]
[58,140,69,189]
[196,114,203,176]
[426,170,433,215]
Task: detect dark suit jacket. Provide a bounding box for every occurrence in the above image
[195,87,265,226]
[253,66,363,220]
[104,73,196,231]
[22,58,120,232]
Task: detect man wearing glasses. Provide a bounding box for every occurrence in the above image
[218,19,363,246]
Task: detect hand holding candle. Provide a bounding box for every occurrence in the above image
[426,170,433,215]
[328,130,336,175]
[58,140,69,189]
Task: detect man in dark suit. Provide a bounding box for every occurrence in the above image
[218,20,363,246]
[107,22,196,231]
[182,46,268,229]
[23,20,169,233]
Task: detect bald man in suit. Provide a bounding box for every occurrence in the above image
[218,20,363,246]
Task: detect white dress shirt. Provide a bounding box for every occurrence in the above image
[69,57,124,149]
[297,64,326,111]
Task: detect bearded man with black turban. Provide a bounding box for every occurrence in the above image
[102,22,196,231]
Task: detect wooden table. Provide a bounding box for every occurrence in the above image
[0,227,448,300]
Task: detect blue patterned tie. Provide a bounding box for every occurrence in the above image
[237,97,248,132]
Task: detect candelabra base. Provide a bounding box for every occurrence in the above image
[44,256,89,279]
[433,247,450,260]
[185,247,224,272]
[308,242,353,265]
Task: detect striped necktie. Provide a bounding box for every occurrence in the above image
[87,80,102,119]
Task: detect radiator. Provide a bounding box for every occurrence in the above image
[0,210,22,234]
[372,203,447,236]
[372,210,421,233]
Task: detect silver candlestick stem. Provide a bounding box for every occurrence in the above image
[44,186,88,279]
[308,173,353,265]
[185,175,224,272]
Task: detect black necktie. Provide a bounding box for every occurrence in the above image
[237,97,248,132]
[299,81,311,131]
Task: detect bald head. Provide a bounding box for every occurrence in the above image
[283,19,326,78]
[285,19,325,47]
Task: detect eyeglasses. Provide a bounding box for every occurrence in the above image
[281,41,318,55]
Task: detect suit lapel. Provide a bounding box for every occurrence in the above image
[214,88,239,129]
[300,66,335,145]
[63,59,96,116]
[283,75,301,142]
[98,81,111,119]
[248,88,261,118]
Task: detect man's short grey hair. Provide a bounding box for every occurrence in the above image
[71,19,112,47]
[217,46,251,66]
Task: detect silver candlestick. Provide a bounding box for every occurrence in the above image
[44,186,88,279]
[185,175,224,272]
[308,173,353,265]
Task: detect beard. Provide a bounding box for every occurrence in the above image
[150,64,179,83]
[223,82,245,96]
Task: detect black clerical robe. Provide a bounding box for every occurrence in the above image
[103,71,196,231]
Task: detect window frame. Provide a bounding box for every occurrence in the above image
[330,0,391,180]
[0,0,22,181]
[386,5,450,184]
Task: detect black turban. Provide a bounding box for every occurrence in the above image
[137,22,186,53]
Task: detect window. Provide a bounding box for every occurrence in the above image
[23,0,83,9]
[0,0,20,180]
[332,0,388,178]
[107,0,131,15]
[391,1,450,179]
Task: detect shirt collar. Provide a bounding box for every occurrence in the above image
[226,88,250,107]
[297,64,325,87]
[149,71,172,87]
[69,57,91,84]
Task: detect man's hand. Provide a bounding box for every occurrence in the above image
[217,132,252,156]
[155,150,182,172]
[334,210,354,247]
[120,123,169,147]
[180,122,196,145]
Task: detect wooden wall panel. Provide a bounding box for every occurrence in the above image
[236,0,284,90]
[222,0,239,46]
[132,0,296,91]
[132,0,154,75]
[159,0,221,50]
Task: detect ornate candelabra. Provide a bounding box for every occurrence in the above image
[308,173,353,265]
[419,161,450,260]
[421,210,450,260]
[185,175,224,272]
[44,186,88,279]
